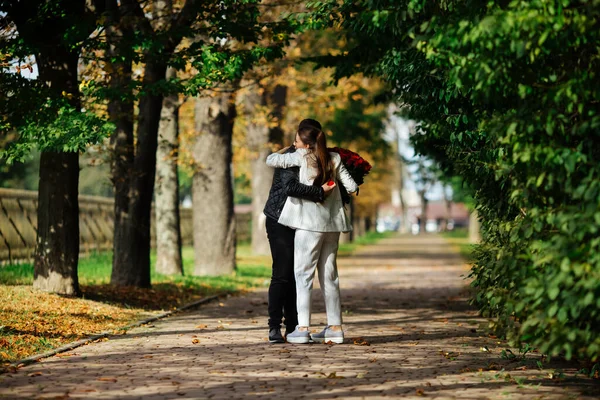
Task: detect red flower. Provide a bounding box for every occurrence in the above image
[327,147,372,186]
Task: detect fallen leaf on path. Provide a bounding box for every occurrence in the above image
[195,324,208,329]
[416,388,425,396]
[353,338,370,346]
[97,377,117,382]
[192,339,199,344]
[27,372,43,377]
[326,372,344,379]
[143,355,153,359]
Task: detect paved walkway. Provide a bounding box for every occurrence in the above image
[1,234,598,399]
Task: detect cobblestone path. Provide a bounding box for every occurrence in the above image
[1,235,598,399]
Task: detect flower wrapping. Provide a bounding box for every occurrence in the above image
[328,147,372,204]
[328,147,372,186]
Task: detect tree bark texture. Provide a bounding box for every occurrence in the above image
[340,198,355,243]
[23,7,84,295]
[192,88,237,276]
[442,186,452,232]
[243,84,287,256]
[154,67,183,275]
[111,62,167,287]
[395,130,410,234]
[34,152,80,295]
[105,0,136,286]
[469,210,481,243]
[419,190,428,235]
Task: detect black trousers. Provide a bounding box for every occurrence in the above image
[265,216,298,331]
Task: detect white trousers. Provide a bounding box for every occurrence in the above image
[294,229,342,327]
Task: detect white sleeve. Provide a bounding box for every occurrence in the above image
[266,152,302,168]
[336,159,358,193]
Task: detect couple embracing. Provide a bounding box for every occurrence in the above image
[263,118,358,344]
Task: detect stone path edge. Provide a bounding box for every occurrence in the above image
[3,292,228,373]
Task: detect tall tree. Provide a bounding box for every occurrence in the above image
[242,83,287,256]
[154,67,184,275]
[1,0,109,295]
[192,85,238,275]
[101,0,289,286]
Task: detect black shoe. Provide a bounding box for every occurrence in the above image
[269,327,285,344]
[285,326,296,337]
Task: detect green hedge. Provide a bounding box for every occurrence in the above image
[308,0,600,360]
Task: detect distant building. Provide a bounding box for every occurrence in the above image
[377,200,469,233]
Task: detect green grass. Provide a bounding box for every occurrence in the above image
[0,232,390,366]
[0,232,389,288]
[338,231,394,256]
[440,228,474,262]
[0,244,271,291]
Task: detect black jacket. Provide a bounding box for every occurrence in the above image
[263,149,324,221]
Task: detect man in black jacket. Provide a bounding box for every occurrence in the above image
[263,118,332,343]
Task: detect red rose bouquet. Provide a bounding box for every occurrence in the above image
[328,147,372,186]
[328,147,372,203]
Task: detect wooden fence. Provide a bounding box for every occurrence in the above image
[0,188,251,263]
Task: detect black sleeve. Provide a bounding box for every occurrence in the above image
[281,167,324,203]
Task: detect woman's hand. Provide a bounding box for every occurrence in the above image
[322,180,336,196]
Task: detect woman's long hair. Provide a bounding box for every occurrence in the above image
[297,126,333,186]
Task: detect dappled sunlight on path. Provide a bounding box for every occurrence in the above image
[1,234,597,399]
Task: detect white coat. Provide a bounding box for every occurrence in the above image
[266,148,358,233]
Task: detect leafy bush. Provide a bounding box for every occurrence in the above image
[308,0,600,360]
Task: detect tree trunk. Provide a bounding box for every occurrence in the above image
[442,185,452,232]
[395,128,409,234]
[244,84,287,256]
[419,190,428,235]
[251,148,272,254]
[346,198,355,242]
[154,67,183,275]
[192,87,237,276]
[32,31,81,295]
[356,216,366,238]
[105,0,135,286]
[34,152,80,295]
[469,209,481,243]
[111,62,167,287]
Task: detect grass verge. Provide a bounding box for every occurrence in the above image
[338,231,394,257]
[440,228,475,262]
[0,232,388,368]
[0,244,271,368]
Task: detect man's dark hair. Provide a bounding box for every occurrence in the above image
[298,118,322,131]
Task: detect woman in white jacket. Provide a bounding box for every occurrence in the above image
[266,125,358,344]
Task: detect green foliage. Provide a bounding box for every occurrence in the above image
[307,0,600,361]
[1,102,113,164]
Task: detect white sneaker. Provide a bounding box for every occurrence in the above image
[286,327,310,344]
[310,326,344,344]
